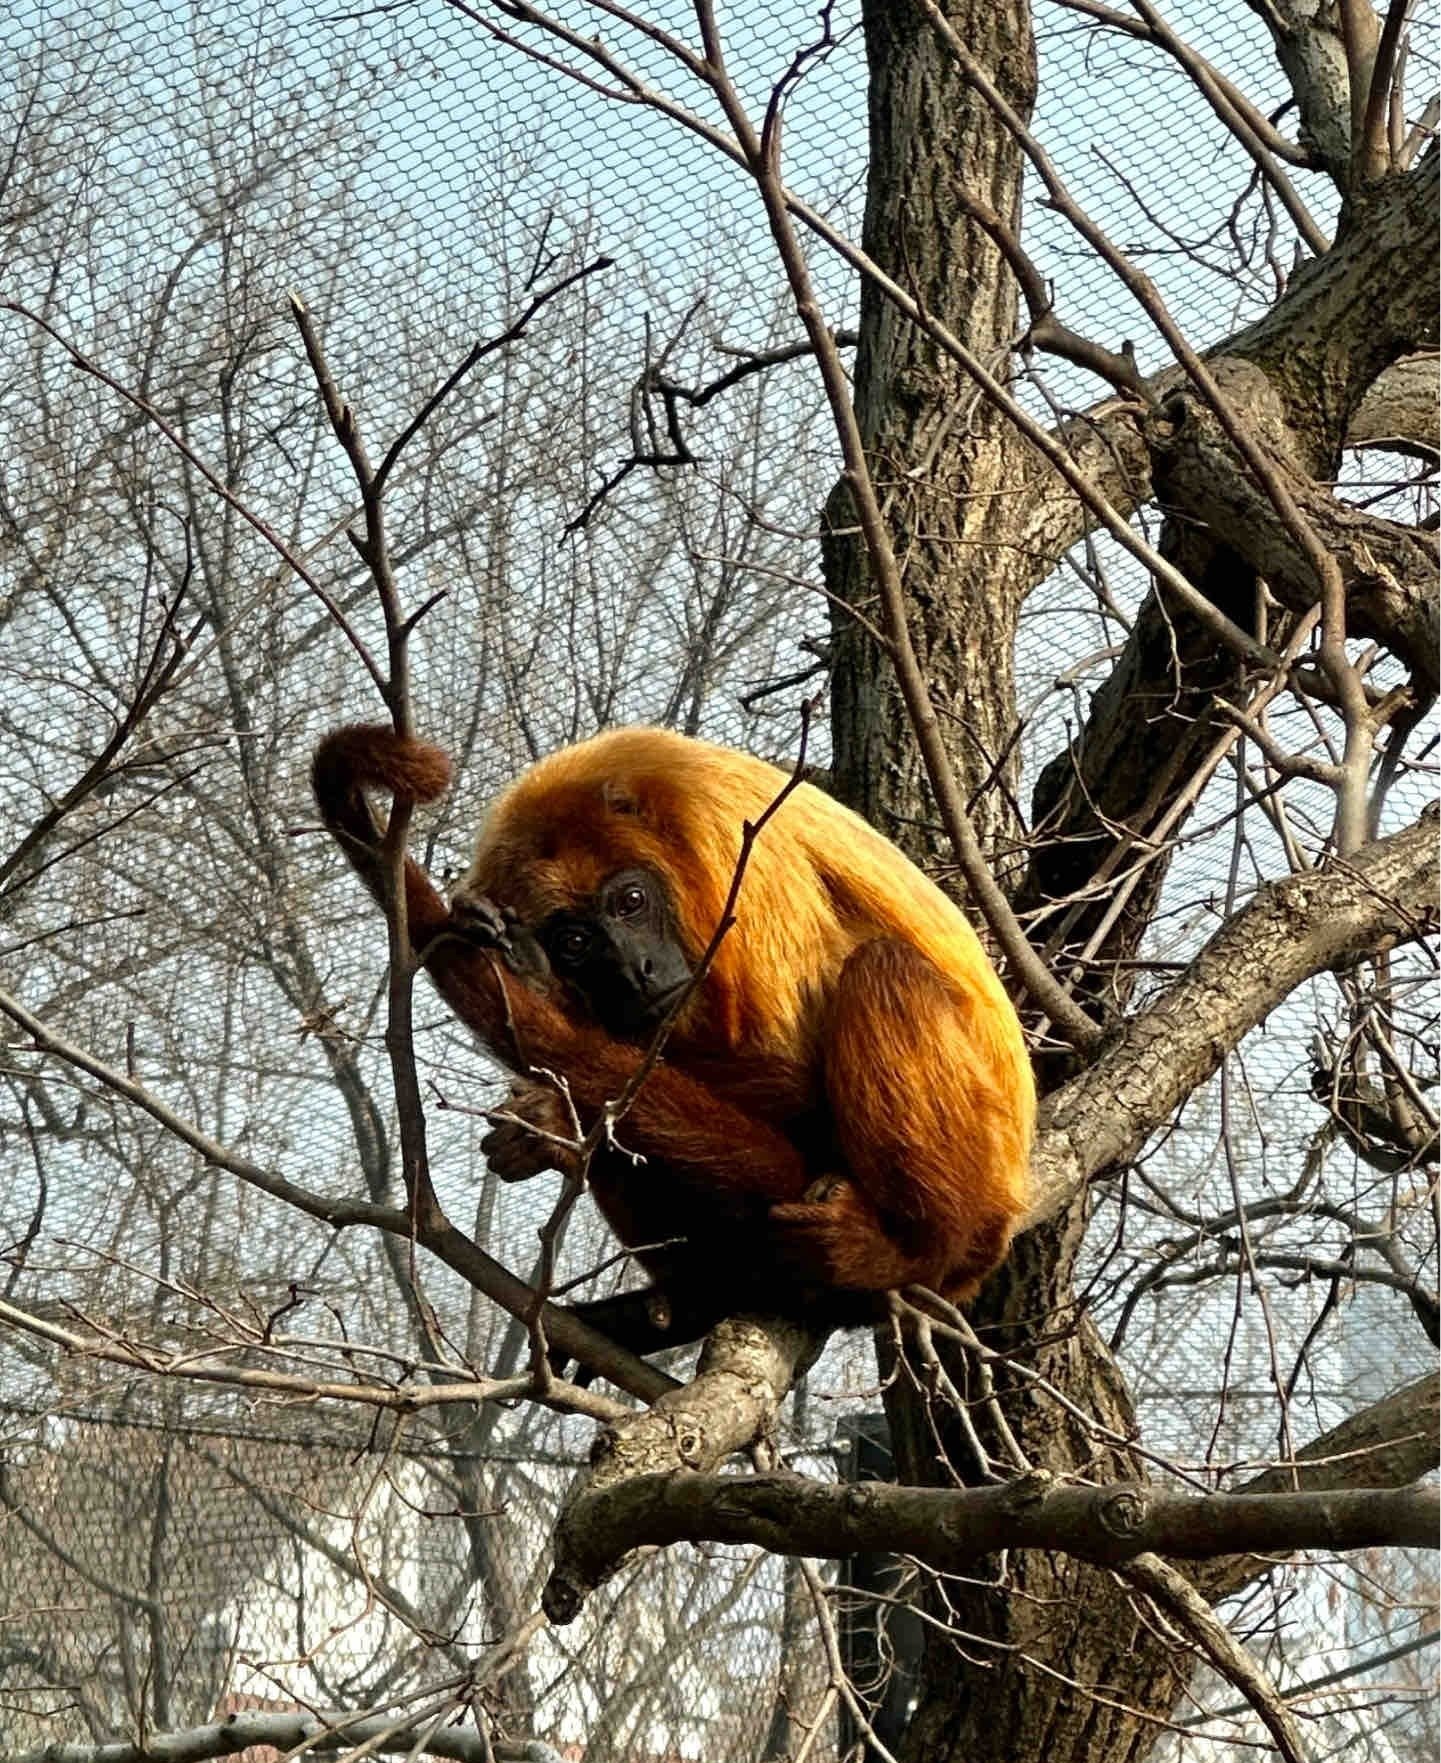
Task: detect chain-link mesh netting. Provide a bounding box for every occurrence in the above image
[0,0,1435,1758]
[1,1395,851,1759]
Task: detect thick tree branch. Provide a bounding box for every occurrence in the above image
[1245,0,1369,184]
[1153,374,1439,694]
[1020,154,1438,570]
[542,1314,819,1621]
[1346,350,1440,458]
[540,1467,1436,1622]
[1123,1553,1310,1763]
[543,1375,1440,1623]
[4,1712,562,1763]
[1028,809,1440,1222]
[1198,1370,1440,1600]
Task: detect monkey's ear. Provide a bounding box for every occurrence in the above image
[602,779,641,817]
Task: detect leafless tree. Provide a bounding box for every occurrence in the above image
[0,0,1436,1760]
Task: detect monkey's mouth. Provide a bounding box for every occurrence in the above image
[631,978,692,1026]
[618,978,693,1036]
[649,977,694,1019]
[588,977,694,1040]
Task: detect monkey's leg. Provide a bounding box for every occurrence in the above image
[553,1248,859,1380]
[773,938,1025,1294]
[542,1236,738,1382]
[554,1276,724,1363]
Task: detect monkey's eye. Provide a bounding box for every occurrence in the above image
[552,925,591,965]
[613,882,648,919]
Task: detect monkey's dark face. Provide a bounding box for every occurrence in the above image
[539,867,693,1038]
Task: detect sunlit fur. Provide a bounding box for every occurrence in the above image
[314,723,1035,1325]
[458,728,1034,1291]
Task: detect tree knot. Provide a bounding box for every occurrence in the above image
[667,1414,706,1466]
[1098,1487,1150,1538]
[845,1481,874,1518]
[1003,1468,1053,1509]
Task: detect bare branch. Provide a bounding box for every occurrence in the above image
[1,1706,562,1763]
[0,1293,629,1423]
[1199,1372,1440,1599]
[543,1314,820,1621]
[1051,0,1316,166]
[0,984,677,1403]
[372,255,612,496]
[0,301,386,692]
[1123,1553,1310,1763]
[1124,0,1328,251]
[693,22,1108,1046]
[1030,808,1440,1221]
[540,1464,1437,1622]
[1359,0,1414,181]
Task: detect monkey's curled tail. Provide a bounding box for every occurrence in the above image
[311,723,454,933]
[312,723,452,817]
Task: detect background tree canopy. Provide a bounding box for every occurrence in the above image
[0,1,1435,1760]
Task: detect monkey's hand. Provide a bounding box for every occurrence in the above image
[768,1176,888,1290]
[481,1078,582,1183]
[450,890,551,986]
[541,1287,682,1387]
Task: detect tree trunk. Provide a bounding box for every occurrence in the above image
[824,0,1036,876]
[824,1,1196,1756]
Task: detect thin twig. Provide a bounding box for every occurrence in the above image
[1123,1553,1311,1763]
[0,301,386,692]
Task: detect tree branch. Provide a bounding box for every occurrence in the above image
[1198,1370,1440,1600]
[2,1711,562,1763]
[1153,376,1439,694]
[542,1313,819,1621]
[1028,808,1439,1223]
[0,986,675,1404]
[540,1466,1436,1623]
[0,1293,631,1423]
[1020,153,1438,571]
[1123,1553,1310,1763]
[1244,0,1367,184]
[1346,351,1440,458]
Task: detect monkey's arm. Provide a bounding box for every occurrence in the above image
[772,937,1031,1299]
[313,727,816,1201]
[425,938,816,1203]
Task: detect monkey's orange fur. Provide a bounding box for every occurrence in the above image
[313,724,1034,1321]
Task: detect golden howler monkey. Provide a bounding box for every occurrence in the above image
[312,725,1035,1357]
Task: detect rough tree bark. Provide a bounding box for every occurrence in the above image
[822,1,1437,1760]
[825,4,1199,1756]
[824,0,1037,874]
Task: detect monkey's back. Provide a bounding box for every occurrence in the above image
[463,727,1034,1158]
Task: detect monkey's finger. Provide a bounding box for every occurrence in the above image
[451,892,511,949]
[480,1124,553,1182]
